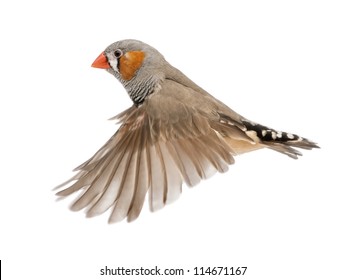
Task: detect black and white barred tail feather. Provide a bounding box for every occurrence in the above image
[242,120,319,159]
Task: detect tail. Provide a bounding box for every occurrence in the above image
[242,120,319,159]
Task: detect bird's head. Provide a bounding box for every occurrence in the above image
[92,39,166,104]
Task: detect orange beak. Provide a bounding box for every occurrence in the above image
[91,52,110,69]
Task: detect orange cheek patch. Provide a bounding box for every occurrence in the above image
[119,51,145,81]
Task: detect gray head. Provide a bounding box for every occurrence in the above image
[92,39,168,104]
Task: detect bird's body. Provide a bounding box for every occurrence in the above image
[56,39,318,223]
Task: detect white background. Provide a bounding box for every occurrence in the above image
[0,0,345,279]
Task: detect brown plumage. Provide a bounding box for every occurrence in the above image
[56,39,319,223]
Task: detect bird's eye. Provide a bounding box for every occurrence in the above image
[114,49,123,58]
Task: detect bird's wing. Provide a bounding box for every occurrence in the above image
[56,79,245,223]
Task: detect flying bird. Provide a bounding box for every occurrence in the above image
[56,39,319,223]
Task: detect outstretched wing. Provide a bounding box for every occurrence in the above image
[56,80,242,223]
